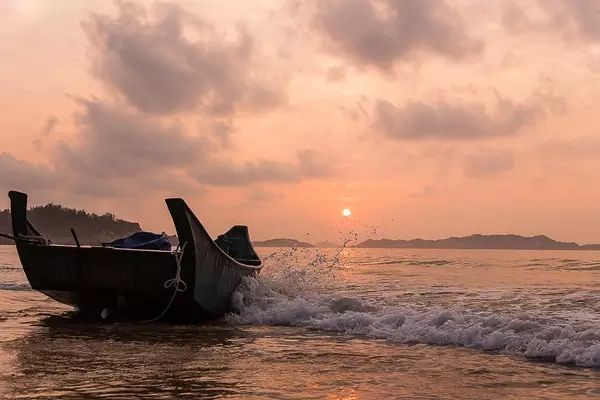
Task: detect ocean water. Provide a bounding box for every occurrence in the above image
[1,245,600,399]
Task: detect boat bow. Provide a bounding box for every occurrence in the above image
[166,198,261,317]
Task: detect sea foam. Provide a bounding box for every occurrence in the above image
[227,276,600,367]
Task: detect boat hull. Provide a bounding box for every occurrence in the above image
[9,191,262,322]
[16,243,202,320]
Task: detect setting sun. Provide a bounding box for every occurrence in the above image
[342,208,352,217]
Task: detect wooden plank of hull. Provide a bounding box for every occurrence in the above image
[189,223,257,316]
[17,245,175,293]
[15,243,196,318]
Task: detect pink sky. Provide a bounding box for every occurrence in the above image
[1,0,600,243]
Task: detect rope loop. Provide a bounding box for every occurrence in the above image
[142,241,189,323]
[163,242,188,293]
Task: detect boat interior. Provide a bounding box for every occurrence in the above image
[215,225,262,266]
[39,221,262,266]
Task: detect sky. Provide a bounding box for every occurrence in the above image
[1,0,600,244]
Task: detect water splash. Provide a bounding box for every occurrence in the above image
[229,245,600,368]
[228,275,600,367]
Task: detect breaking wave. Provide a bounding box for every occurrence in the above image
[227,276,600,367]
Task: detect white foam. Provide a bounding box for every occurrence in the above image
[0,282,32,291]
[227,277,600,367]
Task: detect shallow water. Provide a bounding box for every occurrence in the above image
[1,245,600,399]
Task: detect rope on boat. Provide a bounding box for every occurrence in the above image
[0,232,48,244]
[0,233,17,242]
[143,241,188,323]
[19,234,49,245]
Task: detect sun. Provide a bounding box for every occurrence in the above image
[342,208,352,217]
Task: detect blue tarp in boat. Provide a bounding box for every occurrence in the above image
[103,231,172,251]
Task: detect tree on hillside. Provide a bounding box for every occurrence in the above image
[0,204,141,245]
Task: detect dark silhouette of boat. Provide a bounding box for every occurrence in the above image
[4,191,262,322]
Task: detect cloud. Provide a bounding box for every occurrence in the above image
[545,0,600,42]
[538,137,600,160]
[314,0,481,69]
[503,1,600,44]
[374,97,541,140]
[57,98,332,193]
[6,98,331,197]
[194,159,302,186]
[82,1,284,115]
[464,148,515,178]
[295,149,331,177]
[502,2,533,33]
[210,120,234,147]
[325,66,346,82]
[58,98,207,180]
[40,116,58,136]
[246,187,283,203]
[0,153,57,192]
[2,2,336,199]
[33,116,59,152]
[193,150,331,186]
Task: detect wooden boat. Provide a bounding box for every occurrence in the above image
[5,191,262,322]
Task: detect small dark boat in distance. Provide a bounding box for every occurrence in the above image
[4,191,262,322]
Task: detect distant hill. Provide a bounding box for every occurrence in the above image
[252,238,314,248]
[0,204,141,245]
[247,234,600,250]
[581,244,600,250]
[355,234,598,250]
[0,210,10,245]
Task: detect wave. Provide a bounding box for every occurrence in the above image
[227,277,600,367]
[0,282,32,291]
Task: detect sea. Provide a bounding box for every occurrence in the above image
[1,245,600,399]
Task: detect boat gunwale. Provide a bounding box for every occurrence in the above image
[197,236,263,270]
[15,232,263,269]
[22,243,175,253]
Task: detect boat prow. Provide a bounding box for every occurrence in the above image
[166,197,262,317]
